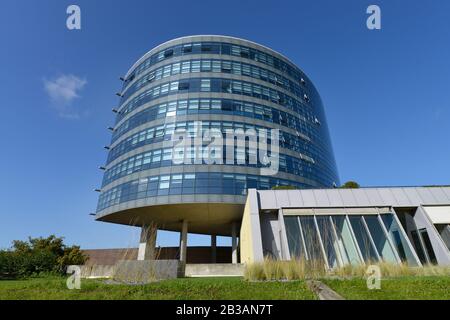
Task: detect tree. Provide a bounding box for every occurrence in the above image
[340,181,360,189]
[56,245,87,271]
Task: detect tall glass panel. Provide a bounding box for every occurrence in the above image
[299,216,325,265]
[364,215,398,263]
[348,215,379,263]
[284,216,305,259]
[436,225,450,251]
[332,216,362,266]
[380,214,419,266]
[411,230,427,264]
[316,216,340,268]
[419,229,437,264]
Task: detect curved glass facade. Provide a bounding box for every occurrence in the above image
[96,36,339,216]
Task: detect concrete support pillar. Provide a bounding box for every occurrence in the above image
[211,235,217,263]
[232,222,238,264]
[179,220,188,264]
[137,223,157,260]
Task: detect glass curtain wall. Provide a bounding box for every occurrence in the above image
[284,212,419,269]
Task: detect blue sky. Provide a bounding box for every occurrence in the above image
[0,0,449,249]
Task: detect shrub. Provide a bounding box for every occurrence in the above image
[0,235,88,279]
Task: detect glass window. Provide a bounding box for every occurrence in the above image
[243,83,252,96]
[181,61,190,73]
[172,63,180,75]
[188,100,199,110]
[284,216,305,259]
[364,216,397,263]
[162,148,172,161]
[160,83,169,94]
[158,104,167,114]
[232,81,242,94]
[420,229,437,264]
[436,225,450,251]
[212,60,221,72]
[170,82,179,92]
[178,81,190,91]
[201,43,212,52]
[221,100,233,111]
[381,214,419,266]
[221,80,231,93]
[143,152,151,165]
[231,45,240,56]
[201,60,211,72]
[232,62,241,75]
[411,230,427,264]
[242,64,251,76]
[199,99,210,110]
[234,175,247,195]
[221,61,231,73]
[155,69,162,80]
[331,216,362,266]
[159,176,170,189]
[200,79,211,92]
[155,126,164,138]
[191,60,200,72]
[163,49,173,58]
[211,100,221,110]
[349,215,379,263]
[183,44,192,53]
[152,150,161,162]
[163,65,171,78]
[299,216,325,266]
[316,216,340,268]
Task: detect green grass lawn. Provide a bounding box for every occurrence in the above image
[323,276,450,300]
[2,275,449,300]
[0,276,316,300]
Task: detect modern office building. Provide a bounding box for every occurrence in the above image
[241,187,450,267]
[95,35,339,263]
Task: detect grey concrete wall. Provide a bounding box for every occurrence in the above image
[113,260,183,283]
[185,263,244,277]
[70,265,116,279]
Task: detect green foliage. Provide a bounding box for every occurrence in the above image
[340,181,360,189]
[271,185,297,190]
[0,251,22,279]
[0,235,87,279]
[56,246,87,271]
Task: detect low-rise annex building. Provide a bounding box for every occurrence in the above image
[240,186,450,267]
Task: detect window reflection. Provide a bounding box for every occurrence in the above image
[364,215,397,263]
[380,214,419,266]
[332,216,362,265]
[284,216,305,259]
[348,215,379,263]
